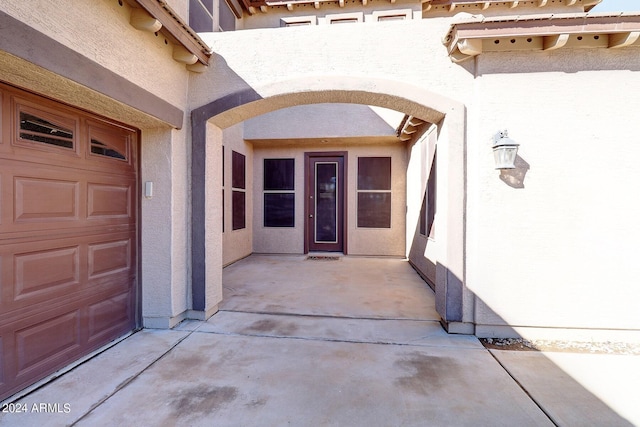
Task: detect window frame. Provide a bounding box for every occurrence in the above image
[263,158,295,228]
[231,150,246,231]
[356,156,392,229]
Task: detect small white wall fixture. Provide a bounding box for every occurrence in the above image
[492,130,519,170]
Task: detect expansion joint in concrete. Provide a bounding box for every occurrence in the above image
[69,330,197,426]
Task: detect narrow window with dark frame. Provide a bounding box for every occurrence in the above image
[357,157,392,228]
[420,149,436,238]
[263,158,295,227]
[222,145,225,233]
[232,150,246,230]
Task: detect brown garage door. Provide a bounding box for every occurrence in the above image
[0,83,138,401]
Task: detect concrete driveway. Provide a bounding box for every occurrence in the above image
[1,255,638,426]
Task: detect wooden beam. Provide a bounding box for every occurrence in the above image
[133,0,210,65]
[609,31,640,48]
[566,0,577,5]
[457,38,483,56]
[130,8,162,32]
[543,33,570,50]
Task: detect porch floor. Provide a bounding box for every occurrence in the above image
[1,255,638,426]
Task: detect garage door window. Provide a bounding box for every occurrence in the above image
[19,111,74,150]
[90,139,126,160]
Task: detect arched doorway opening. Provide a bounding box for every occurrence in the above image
[190,76,470,333]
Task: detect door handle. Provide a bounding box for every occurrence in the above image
[309,214,313,218]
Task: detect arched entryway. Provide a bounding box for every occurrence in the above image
[190,76,471,333]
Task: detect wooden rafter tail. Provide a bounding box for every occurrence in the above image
[239,0,268,13]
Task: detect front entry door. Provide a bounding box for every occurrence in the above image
[305,153,345,252]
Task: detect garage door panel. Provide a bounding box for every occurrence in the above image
[14,245,80,301]
[14,177,80,223]
[0,336,5,386]
[88,239,131,280]
[2,232,134,312]
[88,291,133,345]
[0,164,135,234]
[1,82,138,402]
[15,310,81,377]
[87,183,131,219]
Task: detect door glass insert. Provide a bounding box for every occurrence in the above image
[315,162,338,243]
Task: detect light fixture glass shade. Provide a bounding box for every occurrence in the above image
[493,145,518,169]
[492,131,519,170]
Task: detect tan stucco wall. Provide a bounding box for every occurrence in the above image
[222,124,254,265]
[191,18,473,111]
[141,126,191,327]
[252,146,306,254]
[7,0,639,339]
[1,0,194,327]
[466,47,640,340]
[252,141,406,256]
[1,0,189,109]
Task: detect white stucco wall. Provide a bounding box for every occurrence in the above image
[466,47,640,340]
[407,126,438,285]
[191,18,473,111]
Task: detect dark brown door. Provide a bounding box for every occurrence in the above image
[0,83,138,401]
[305,153,345,253]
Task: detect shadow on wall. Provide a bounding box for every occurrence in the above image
[406,258,636,425]
[475,48,640,75]
[499,154,530,188]
[470,290,635,426]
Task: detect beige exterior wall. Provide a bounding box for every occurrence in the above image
[466,47,640,340]
[252,141,406,257]
[1,0,194,327]
[252,146,306,254]
[1,0,189,109]
[4,0,640,340]
[222,124,254,265]
[191,18,473,111]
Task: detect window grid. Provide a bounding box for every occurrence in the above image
[357,157,392,229]
[263,158,295,228]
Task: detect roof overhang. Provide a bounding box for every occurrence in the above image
[425,0,602,13]
[444,12,640,63]
[126,0,211,66]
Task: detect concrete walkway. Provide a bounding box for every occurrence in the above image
[1,255,638,426]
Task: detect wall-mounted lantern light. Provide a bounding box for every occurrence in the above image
[492,130,519,170]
